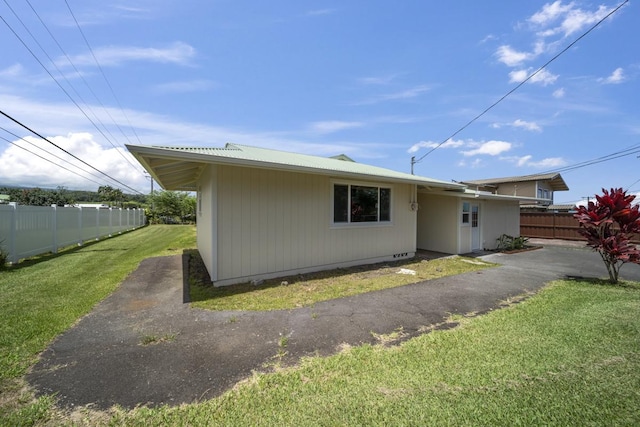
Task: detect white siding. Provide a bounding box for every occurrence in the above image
[416,193,459,254]
[481,200,520,250]
[213,165,416,285]
[197,165,217,281]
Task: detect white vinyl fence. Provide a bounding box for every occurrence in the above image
[0,203,146,264]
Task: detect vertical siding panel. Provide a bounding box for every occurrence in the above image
[260,170,268,273]
[252,168,262,275]
[265,170,276,273]
[291,173,302,269]
[281,171,292,271]
[277,171,285,270]
[218,167,231,280]
[236,168,249,277]
[219,167,227,279]
[242,168,251,276]
[214,169,420,284]
[317,177,329,265]
[307,175,318,267]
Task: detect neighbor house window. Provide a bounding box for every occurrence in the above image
[462,201,470,225]
[333,183,391,224]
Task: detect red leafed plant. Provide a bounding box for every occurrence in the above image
[574,188,640,283]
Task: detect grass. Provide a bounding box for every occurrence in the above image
[189,254,495,311]
[109,278,640,426]
[3,228,640,425]
[0,224,196,425]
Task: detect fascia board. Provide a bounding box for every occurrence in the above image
[126,144,465,190]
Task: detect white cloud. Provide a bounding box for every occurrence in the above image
[529,1,614,38]
[0,64,24,78]
[492,120,542,132]
[553,87,565,98]
[521,155,536,167]
[357,75,398,85]
[309,121,364,134]
[558,5,613,37]
[0,133,143,192]
[355,84,430,105]
[505,154,567,168]
[153,79,218,93]
[495,45,533,67]
[461,140,512,157]
[407,138,464,154]
[381,85,430,100]
[512,119,542,132]
[509,68,558,86]
[531,157,567,168]
[494,1,619,88]
[457,158,484,168]
[600,67,625,84]
[0,94,385,192]
[529,1,575,27]
[60,42,196,67]
[480,34,497,44]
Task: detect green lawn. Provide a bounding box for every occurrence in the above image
[113,279,640,426]
[0,225,196,425]
[2,228,640,426]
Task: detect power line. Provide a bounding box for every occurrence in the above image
[0,126,113,186]
[410,0,629,172]
[64,0,145,148]
[0,133,106,188]
[24,0,145,174]
[0,15,134,164]
[1,3,143,175]
[0,109,143,194]
[542,143,640,175]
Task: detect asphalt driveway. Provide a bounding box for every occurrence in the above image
[27,242,640,410]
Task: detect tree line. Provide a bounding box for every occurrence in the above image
[0,185,196,224]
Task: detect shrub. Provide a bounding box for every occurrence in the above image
[574,188,640,283]
[496,234,529,251]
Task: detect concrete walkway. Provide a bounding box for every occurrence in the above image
[27,242,640,410]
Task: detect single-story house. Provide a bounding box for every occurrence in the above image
[127,143,541,286]
[460,173,569,208]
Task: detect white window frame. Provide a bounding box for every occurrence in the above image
[331,180,393,227]
[461,201,470,226]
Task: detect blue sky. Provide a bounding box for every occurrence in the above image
[0,0,638,203]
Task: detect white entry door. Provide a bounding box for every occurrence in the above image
[471,203,481,251]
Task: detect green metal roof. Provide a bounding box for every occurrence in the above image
[126,143,466,191]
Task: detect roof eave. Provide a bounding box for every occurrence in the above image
[126,144,466,190]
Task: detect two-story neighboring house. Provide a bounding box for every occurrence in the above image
[460,173,569,208]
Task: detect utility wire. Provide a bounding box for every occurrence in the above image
[24,0,144,174]
[0,126,112,185]
[410,0,629,171]
[0,109,143,194]
[1,3,143,174]
[0,15,135,170]
[64,0,144,147]
[541,142,640,175]
[0,134,106,188]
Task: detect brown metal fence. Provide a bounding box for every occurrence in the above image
[520,212,640,243]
